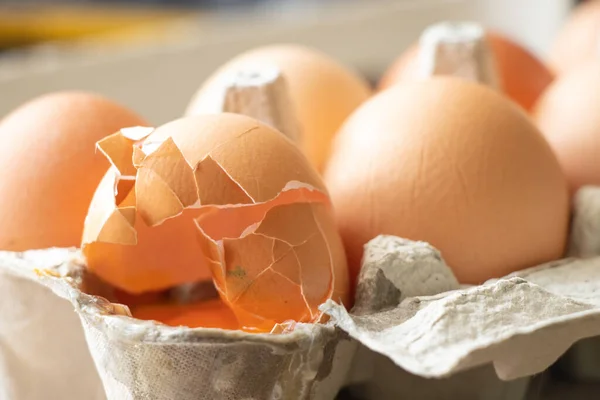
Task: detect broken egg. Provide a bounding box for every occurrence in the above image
[379,22,554,112]
[324,78,569,286]
[185,44,372,172]
[533,61,600,194]
[0,92,147,251]
[82,114,350,331]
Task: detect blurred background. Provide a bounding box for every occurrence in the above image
[0,0,579,124]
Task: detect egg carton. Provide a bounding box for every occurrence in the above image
[2,186,600,400]
[326,187,600,400]
[551,184,600,384]
[0,248,354,400]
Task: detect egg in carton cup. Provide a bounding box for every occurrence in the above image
[323,185,600,399]
[378,20,554,113]
[328,21,600,399]
[0,248,352,400]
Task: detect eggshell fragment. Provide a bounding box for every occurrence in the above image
[83,169,212,294]
[549,0,600,75]
[0,92,147,251]
[379,22,554,112]
[96,126,154,177]
[196,200,346,331]
[185,44,372,171]
[83,114,349,331]
[324,78,569,286]
[533,61,600,194]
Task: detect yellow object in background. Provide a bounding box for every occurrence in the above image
[0,3,195,49]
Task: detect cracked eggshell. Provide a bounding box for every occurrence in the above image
[0,92,147,251]
[82,167,212,294]
[324,78,569,286]
[185,44,372,172]
[83,114,350,330]
[379,30,553,112]
[533,61,600,195]
[143,113,327,203]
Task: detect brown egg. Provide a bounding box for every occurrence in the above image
[185,44,372,172]
[0,92,147,251]
[324,78,569,286]
[379,25,554,112]
[549,0,600,75]
[83,114,349,331]
[533,61,600,194]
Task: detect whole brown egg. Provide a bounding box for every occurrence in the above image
[324,78,569,286]
[534,61,600,194]
[0,92,147,250]
[379,24,553,112]
[549,0,600,75]
[185,44,372,172]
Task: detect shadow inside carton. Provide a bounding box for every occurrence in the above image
[81,269,236,329]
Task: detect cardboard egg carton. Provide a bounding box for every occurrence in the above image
[0,248,354,400]
[327,188,600,400]
[2,186,600,400]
